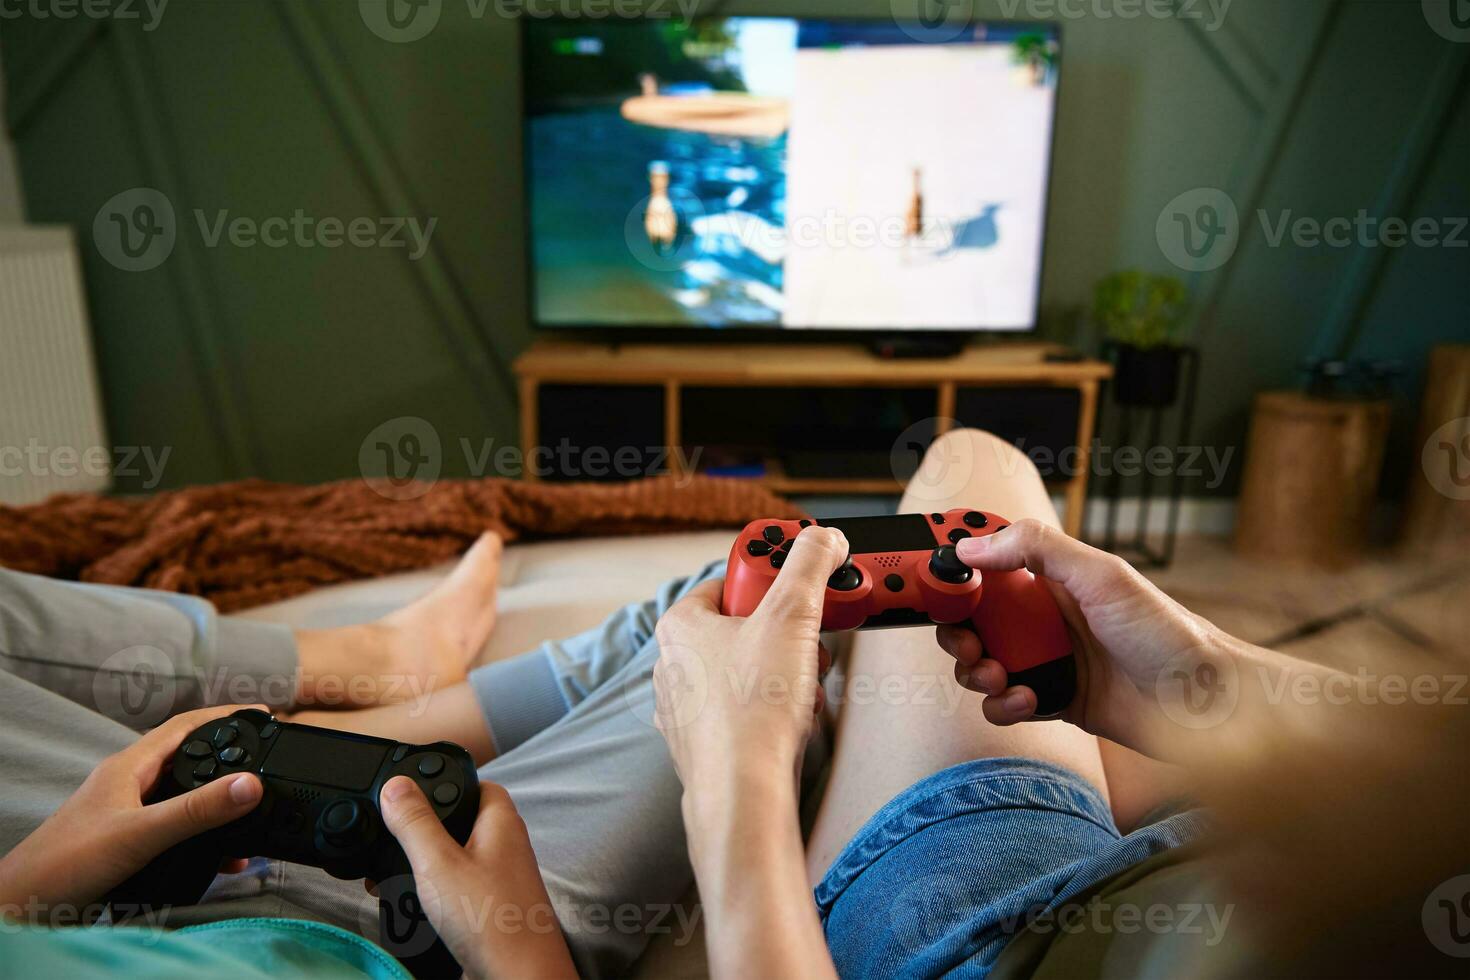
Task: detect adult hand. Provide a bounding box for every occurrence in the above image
[653,526,846,794]
[937,520,1221,756]
[0,705,266,920]
[379,777,575,980]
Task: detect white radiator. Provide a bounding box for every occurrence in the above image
[0,227,111,505]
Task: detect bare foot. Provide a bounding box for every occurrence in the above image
[291,532,503,708]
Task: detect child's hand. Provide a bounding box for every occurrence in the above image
[0,705,265,919]
[379,777,576,980]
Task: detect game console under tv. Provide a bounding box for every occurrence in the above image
[520,15,1063,352]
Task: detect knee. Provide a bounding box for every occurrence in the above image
[923,427,1043,486]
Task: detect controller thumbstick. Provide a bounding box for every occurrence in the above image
[929,545,973,585]
[827,560,863,593]
[320,799,363,848]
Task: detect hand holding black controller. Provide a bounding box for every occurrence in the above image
[107,709,479,978]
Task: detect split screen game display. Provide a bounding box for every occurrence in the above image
[525,18,1061,331]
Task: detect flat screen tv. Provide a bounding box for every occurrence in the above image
[522,17,1061,334]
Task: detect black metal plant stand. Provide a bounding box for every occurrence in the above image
[1096,347,1201,568]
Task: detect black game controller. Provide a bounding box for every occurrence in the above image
[108,709,479,978]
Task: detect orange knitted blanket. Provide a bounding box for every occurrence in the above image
[0,476,802,612]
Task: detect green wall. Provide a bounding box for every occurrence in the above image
[2,0,1466,494]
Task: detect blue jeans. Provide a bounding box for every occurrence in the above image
[815,758,1206,978]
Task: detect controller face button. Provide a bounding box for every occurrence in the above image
[799,520,812,528]
[929,546,974,585]
[884,574,905,593]
[963,511,988,528]
[417,755,445,778]
[432,783,460,806]
[948,529,971,543]
[770,552,787,568]
[212,726,239,748]
[184,739,213,759]
[762,526,785,546]
[828,563,863,592]
[192,759,218,781]
[260,723,279,739]
[218,746,247,765]
[747,540,773,557]
[931,513,945,524]
[779,538,793,551]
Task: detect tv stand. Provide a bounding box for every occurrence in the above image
[867,335,967,360]
[514,340,1112,537]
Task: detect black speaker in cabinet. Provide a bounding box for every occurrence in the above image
[952,388,1082,480]
[534,385,668,482]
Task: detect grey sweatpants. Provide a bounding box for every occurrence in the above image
[0,565,722,978]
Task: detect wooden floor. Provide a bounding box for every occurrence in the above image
[1138,537,1470,670]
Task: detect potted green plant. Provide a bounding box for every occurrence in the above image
[1093,270,1190,407]
[1011,32,1058,87]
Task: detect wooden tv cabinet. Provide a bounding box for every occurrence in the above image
[513,340,1112,537]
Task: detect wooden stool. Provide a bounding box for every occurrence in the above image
[1401,344,1470,559]
[1234,391,1392,567]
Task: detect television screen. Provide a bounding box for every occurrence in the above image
[523,18,1060,332]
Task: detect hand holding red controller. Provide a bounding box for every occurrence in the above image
[722,510,1077,717]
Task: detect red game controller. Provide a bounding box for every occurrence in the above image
[722,510,1077,717]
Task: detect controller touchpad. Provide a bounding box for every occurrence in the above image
[822,514,934,553]
[262,728,387,792]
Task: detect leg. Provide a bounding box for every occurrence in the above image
[0,532,503,727]
[805,428,1110,880]
[0,567,298,727]
[286,563,712,766]
[0,670,137,853]
[291,532,504,708]
[1097,738,1188,833]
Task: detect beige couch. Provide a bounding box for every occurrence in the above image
[235,531,732,977]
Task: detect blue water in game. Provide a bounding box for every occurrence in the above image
[529,106,787,326]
